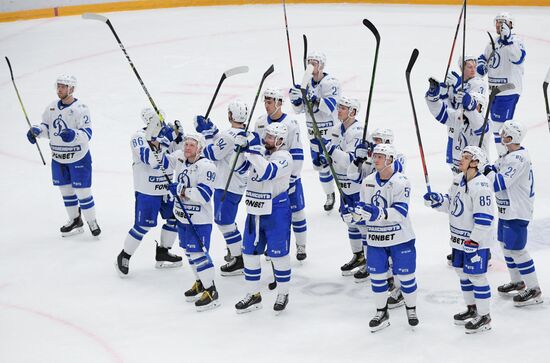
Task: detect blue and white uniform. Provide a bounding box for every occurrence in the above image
[202,127,248,258]
[429,172,494,317]
[254,113,307,249]
[358,170,418,311]
[487,147,540,290]
[37,98,98,227]
[292,73,340,195]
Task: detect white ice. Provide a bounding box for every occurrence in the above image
[1,3,550,363]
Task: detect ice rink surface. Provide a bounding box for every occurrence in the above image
[1,3,550,362]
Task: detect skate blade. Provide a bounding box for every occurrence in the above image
[155,261,183,269]
[370,320,390,333]
[61,227,84,237]
[196,301,221,312]
[454,319,471,326]
[114,262,128,278]
[185,295,201,303]
[342,269,360,277]
[465,324,491,334]
[220,269,244,277]
[514,297,544,307]
[498,291,521,298]
[387,300,405,309]
[274,308,286,316]
[354,277,370,284]
[236,303,263,314]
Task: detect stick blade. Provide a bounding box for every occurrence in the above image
[406,49,420,76]
[224,66,249,78]
[263,64,275,79]
[82,13,109,22]
[362,18,380,42]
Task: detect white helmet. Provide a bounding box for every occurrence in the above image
[307,51,326,68]
[265,123,288,148]
[462,146,488,170]
[141,107,165,126]
[184,132,206,152]
[372,128,395,144]
[263,88,284,102]
[500,120,524,144]
[458,54,477,70]
[373,143,396,161]
[228,100,248,124]
[56,74,77,88]
[495,12,514,27]
[337,96,360,116]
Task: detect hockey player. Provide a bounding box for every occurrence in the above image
[352,144,418,332]
[233,123,293,314]
[444,55,487,112]
[197,100,249,276]
[288,51,340,211]
[483,121,543,306]
[169,133,219,312]
[254,88,307,261]
[477,12,526,155]
[115,108,183,277]
[424,146,494,334]
[26,75,100,237]
[312,96,365,276]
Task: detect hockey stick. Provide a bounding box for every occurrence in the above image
[282,0,296,85]
[5,57,47,166]
[300,65,347,202]
[268,261,277,290]
[406,49,431,193]
[544,67,550,133]
[478,83,515,147]
[82,13,164,122]
[361,18,381,143]
[222,64,275,201]
[303,34,308,70]
[459,0,467,119]
[443,0,465,81]
[204,66,249,119]
[487,31,496,63]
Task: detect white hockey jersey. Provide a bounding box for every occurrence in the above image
[168,152,216,225]
[254,113,304,182]
[447,76,488,111]
[244,149,293,216]
[432,173,495,250]
[291,73,340,138]
[490,147,534,221]
[360,171,416,248]
[426,95,491,173]
[202,127,248,195]
[130,129,178,196]
[39,99,92,164]
[327,120,363,195]
[480,34,526,96]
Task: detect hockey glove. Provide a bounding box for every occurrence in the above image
[310,149,328,168]
[26,126,41,144]
[426,78,441,101]
[423,192,444,208]
[455,91,477,111]
[354,142,371,161]
[341,209,356,224]
[168,182,179,197]
[476,56,488,76]
[446,71,462,91]
[310,137,335,155]
[289,86,303,106]
[355,202,384,222]
[499,22,511,43]
[483,164,497,176]
[59,128,76,143]
[158,124,175,142]
[194,115,219,140]
[235,131,263,155]
[307,86,319,104]
[464,240,481,263]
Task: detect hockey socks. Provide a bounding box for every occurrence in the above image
[218,223,243,257]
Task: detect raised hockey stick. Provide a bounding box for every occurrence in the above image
[282,0,296,85]
[478,83,515,147]
[82,13,164,122]
[303,34,308,70]
[222,64,275,201]
[204,66,249,119]
[443,0,466,81]
[5,57,47,165]
[544,67,550,133]
[361,18,381,143]
[406,49,431,193]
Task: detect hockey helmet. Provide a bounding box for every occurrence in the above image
[263,88,284,102]
[307,51,327,67]
[461,146,488,170]
[265,122,288,148]
[495,12,514,28]
[337,96,360,116]
[373,143,396,161]
[500,120,524,144]
[228,100,248,124]
[372,128,395,144]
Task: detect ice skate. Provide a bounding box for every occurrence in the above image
[235,292,263,314]
[513,287,543,307]
[184,280,204,302]
[195,284,220,312]
[324,192,335,211]
[369,307,390,333]
[387,289,405,309]
[465,314,491,334]
[224,248,232,262]
[60,214,84,237]
[497,281,525,296]
[115,250,131,277]
[273,293,289,315]
[406,306,419,327]
[87,219,101,237]
[353,265,370,283]
[155,243,183,269]
[446,253,452,266]
[220,255,244,276]
[341,251,365,276]
[296,245,307,262]
[453,305,477,325]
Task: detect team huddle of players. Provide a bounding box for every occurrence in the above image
[26,11,542,334]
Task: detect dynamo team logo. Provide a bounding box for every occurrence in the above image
[177,169,191,188]
[371,190,388,208]
[52,115,68,136]
[451,192,464,217]
[490,51,501,69]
